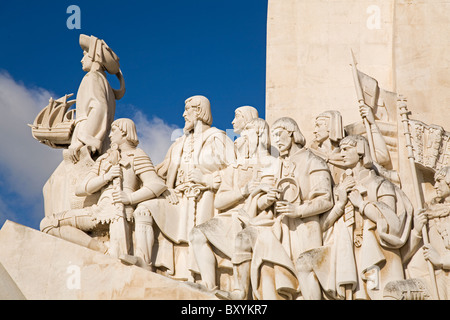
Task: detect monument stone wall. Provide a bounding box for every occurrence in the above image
[266,0,450,141]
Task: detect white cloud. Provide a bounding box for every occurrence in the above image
[0,72,180,229]
[0,71,62,227]
[132,110,181,165]
[0,72,62,193]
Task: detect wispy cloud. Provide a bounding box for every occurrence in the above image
[0,71,62,228]
[132,110,182,165]
[0,71,180,229]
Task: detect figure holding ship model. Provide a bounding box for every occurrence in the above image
[30,34,126,219]
[30,34,125,162]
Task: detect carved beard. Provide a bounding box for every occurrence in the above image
[184,118,195,133]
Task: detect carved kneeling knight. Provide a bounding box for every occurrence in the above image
[40,118,167,258]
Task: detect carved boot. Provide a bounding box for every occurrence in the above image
[215,261,250,300]
[131,207,155,271]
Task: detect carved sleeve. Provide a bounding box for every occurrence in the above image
[128,150,167,205]
[296,168,334,218]
[133,151,155,175]
[214,167,245,211]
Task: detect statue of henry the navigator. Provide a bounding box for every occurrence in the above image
[43,34,126,217]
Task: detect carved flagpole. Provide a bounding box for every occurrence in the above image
[350,50,378,163]
[398,96,440,300]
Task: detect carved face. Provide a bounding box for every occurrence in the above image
[81,51,93,72]
[340,142,360,168]
[434,177,450,199]
[232,111,246,134]
[313,117,330,144]
[272,127,292,155]
[109,125,126,146]
[183,102,199,132]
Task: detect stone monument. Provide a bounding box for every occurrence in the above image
[1,1,450,300]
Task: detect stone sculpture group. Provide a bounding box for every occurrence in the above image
[32,35,450,300]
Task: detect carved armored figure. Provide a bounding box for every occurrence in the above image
[132,96,236,279]
[317,135,413,300]
[190,117,274,293]
[40,119,166,258]
[403,166,450,300]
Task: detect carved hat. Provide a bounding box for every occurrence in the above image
[340,135,373,169]
[316,110,345,142]
[79,34,125,100]
[79,34,120,75]
[434,166,450,185]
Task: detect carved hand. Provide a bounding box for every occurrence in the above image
[266,188,279,204]
[112,189,131,205]
[335,176,355,206]
[67,143,82,163]
[247,181,260,195]
[187,168,206,185]
[359,104,376,124]
[348,189,364,209]
[163,188,179,205]
[423,244,443,269]
[104,165,122,182]
[275,201,296,218]
[413,208,428,236]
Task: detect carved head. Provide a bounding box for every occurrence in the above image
[271,117,306,154]
[434,167,450,200]
[79,34,120,74]
[244,118,271,157]
[232,106,259,134]
[339,135,373,169]
[314,110,344,144]
[183,95,212,132]
[110,118,139,147]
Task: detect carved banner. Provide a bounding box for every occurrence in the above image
[408,120,450,172]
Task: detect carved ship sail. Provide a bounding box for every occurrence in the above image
[29,94,76,148]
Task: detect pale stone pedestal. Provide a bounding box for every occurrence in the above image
[0,220,217,300]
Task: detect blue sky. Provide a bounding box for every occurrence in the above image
[0,1,268,229]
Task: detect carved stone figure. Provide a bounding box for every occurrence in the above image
[42,34,126,218]
[231,106,259,160]
[132,96,236,279]
[310,110,345,183]
[190,117,274,293]
[40,118,166,258]
[317,135,413,300]
[68,34,125,161]
[219,117,334,300]
[403,166,450,300]
[310,106,400,188]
